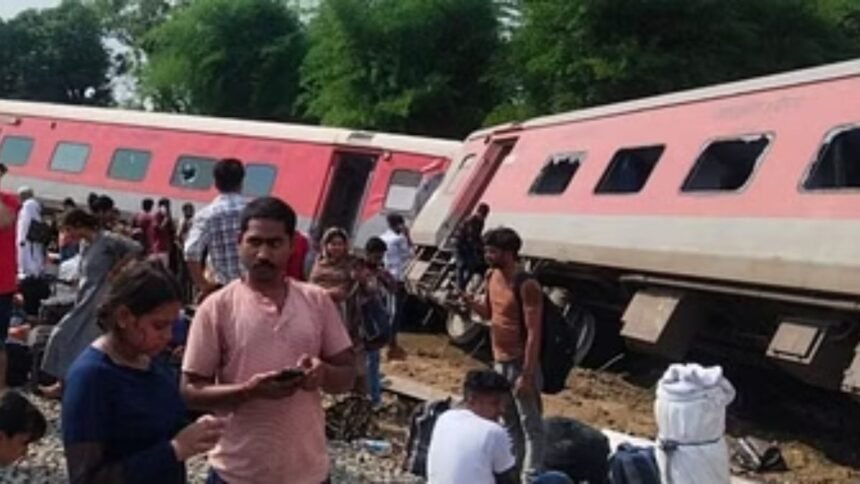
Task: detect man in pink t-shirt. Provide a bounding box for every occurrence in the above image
[181,197,356,484]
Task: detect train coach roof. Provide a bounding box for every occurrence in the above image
[468,58,860,140]
[0,99,462,158]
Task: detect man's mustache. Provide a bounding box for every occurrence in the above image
[253,260,276,270]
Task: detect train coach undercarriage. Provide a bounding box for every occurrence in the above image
[404,245,860,396]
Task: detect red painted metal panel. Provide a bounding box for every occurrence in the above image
[463,76,860,220]
[0,113,450,225]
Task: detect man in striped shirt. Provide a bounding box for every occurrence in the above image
[184,158,246,300]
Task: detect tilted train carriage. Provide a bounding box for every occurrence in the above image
[0,100,460,247]
[405,59,860,395]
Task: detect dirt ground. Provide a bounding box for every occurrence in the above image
[382,332,860,484]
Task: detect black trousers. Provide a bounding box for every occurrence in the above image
[18,276,50,317]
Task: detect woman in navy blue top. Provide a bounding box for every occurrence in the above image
[62,261,225,484]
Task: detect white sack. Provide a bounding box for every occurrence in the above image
[655,363,736,484]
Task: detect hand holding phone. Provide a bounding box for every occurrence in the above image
[273,367,305,383]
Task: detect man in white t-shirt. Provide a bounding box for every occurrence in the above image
[379,213,412,360]
[427,369,517,484]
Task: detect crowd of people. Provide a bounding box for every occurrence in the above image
[0,156,582,484]
[0,158,420,482]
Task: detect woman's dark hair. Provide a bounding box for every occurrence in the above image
[62,197,76,209]
[97,261,183,331]
[463,369,511,399]
[240,197,296,236]
[214,158,245,193]
[61,209,100,230]
[365,236,387,254]
[0,391,47,442]
[482,227,522,255]
[158,198,171,209]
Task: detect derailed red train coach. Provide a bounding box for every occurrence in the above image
[406,59,860,395]
[0,100,460,247]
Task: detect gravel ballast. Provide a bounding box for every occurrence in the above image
[0,394,424,484]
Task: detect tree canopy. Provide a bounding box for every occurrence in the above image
[4,0,860,137]
[300,0,502,138]
[491,0,860,122]
[140,0,306,120]
[0,2,111,105]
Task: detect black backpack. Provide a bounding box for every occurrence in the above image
[544,416,611,483]
[402,398,452,477]
[511,271,579,395]
[26,220,53,245]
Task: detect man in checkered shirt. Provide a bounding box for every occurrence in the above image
[184,158,247,300]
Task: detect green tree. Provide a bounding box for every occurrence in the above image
[301,0,502,138]
[3,2,111,105]
[141,0,306,120]
[491,0,860,123]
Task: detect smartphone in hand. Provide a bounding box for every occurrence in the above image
[272,368,305,384]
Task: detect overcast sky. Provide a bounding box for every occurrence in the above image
[0,0,60,20]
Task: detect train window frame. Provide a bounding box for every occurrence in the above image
[170,155,217,191]
[680,133,773,194]
[799,124,860,192]
[527,152,585,196]
[444,154,477,195]
[0,136,35,167]
[383,169,423,212]
[107,148,152,182]
[49,141,91,173]
[242,163,278,197]
[594,144,665,195]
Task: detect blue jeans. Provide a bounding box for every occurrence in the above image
[495,360,545,483]
[366,349,381,406]
[533,471,574,484]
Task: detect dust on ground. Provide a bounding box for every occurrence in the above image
[383,332,860,484]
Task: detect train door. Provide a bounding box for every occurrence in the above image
[316,151,377,237]
[439,138,517,244]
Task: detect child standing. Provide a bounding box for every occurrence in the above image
[355,237,395,407]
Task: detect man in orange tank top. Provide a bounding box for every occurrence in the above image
[464,227,545,483]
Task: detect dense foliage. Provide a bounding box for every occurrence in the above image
[0,2,110,105]
[3,0,860,135]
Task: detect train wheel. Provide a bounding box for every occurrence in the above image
[446,311,484,346]
[568,306,597,367]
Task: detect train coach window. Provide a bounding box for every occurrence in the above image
[170,155,215,190]
[108,149,152,181]
[802,126,860,190]
[0,136,34,166]
[528,152,583,195]
[682,135,770,192]
[49,142,90,173]
[595,145,665,194]
[384,169,423,211]
[242,163,277,197]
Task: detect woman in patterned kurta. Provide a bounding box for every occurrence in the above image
[309,227,366,386]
